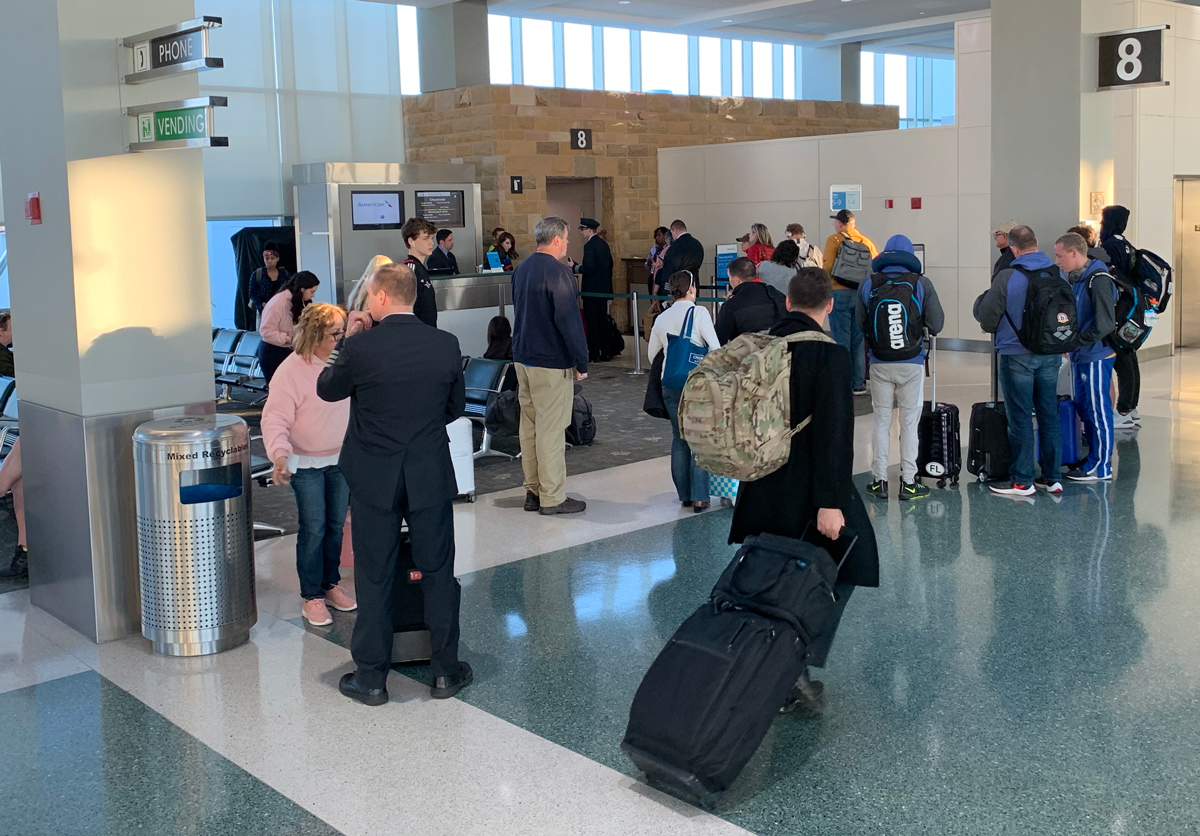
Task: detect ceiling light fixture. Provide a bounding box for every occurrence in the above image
[722,18,733,22]
[619,1,631,4]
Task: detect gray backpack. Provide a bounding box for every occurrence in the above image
[830,238,873,288]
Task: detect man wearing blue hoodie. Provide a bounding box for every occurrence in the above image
[855,234,945,501]
[973,225,1063,497]
[1054,232,1118,482]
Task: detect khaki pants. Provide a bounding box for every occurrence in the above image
[515,364,574,506]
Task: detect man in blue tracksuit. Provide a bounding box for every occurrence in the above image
[854,234,945,501]
[973,225,1063,497]
[1054,231,1118,482]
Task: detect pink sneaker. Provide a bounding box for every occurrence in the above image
[301,598,333,626]
[325,585,358,612]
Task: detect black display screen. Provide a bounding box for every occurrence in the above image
[415,190,465,227]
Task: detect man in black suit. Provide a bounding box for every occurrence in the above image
[426,229,459,276]
[655,218,704,296]
[317,263,470,706]
[572,218,614,362]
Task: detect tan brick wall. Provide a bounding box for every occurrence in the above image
[403,84,898,262]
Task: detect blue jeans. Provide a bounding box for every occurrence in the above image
[998,353,1061,485]
[290,465,350,599]
[829,288,866,390]
[663,387,710,503]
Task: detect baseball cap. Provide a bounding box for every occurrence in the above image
[993,220,1017,235]
[830,209,855,223]
[736,233,750,243]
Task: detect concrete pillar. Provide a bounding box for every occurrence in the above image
[840,42,862,103]
[417,0,490,93]
[801,46,842,101]
[991,0,1117,236]
[0,0,214,641]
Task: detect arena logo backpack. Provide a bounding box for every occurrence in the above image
[864,273,924,362]
[1006,265,1080,354]
[677,330,835,481]
[1107,273,1157,354]
[830,238,873,289]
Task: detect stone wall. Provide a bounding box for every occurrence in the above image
[403,84,898,261]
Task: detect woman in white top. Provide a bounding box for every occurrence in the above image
[649,270,722,512]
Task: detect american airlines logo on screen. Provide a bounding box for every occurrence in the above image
[357,197,394,219]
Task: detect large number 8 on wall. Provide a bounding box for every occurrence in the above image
[576,130,587,148]
[1117,37,1143,82]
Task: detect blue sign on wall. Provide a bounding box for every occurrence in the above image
[715,244,738,281]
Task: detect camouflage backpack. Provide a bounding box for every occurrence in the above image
[678,330,835,481]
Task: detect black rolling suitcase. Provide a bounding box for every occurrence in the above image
[966,343,1012,482]
[621,531,852,806]
[917,334,961,487]
[391,534,432,664]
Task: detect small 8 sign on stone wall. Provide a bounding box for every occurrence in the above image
[569,128,593,150]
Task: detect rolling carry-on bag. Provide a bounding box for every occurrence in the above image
[447,416,476,502]
[917,334,961,487]
[621,530,853,806]
[391,535,432,664]
[967,342,1012,482]
[1036,395,1083,467]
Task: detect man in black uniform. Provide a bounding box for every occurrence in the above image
[317,263,470,706]
[572,218,614,362]
[426,229,459,276]
[400,217,439,327]
[655,219,704,297]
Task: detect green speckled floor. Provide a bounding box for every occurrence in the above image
[0,671,342,836]
[299,429,1200,834]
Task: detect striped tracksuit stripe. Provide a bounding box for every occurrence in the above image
[1074,357,1115,479]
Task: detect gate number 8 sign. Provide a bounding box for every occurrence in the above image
[1098,26,1167,90]
[570,128,593,150]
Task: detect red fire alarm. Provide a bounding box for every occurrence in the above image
[25,192,42,225]
[911,197,922,210]
[885,199,894,209]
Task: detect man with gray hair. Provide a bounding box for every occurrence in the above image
[510,217,589,515]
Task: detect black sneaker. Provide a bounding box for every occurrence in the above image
[866,480,888,500]
[523,491,540,512]
[0,545,27,581]
[898,481,931,501]
[539,497,587,515]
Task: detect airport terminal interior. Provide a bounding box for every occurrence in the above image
[5,0,1200,833]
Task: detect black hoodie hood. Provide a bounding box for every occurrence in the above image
[1100,205,1130,242]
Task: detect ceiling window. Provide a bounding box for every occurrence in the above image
[641,31,688,94]
[731,41,743,95]
[698,37,721,96]
[883,53,907,118]
[783,45,796,99]
[603,27,631,92]
[522,19,554,87]
[752,42,772,99]
[489,16,513,85]
[860,51,875,104]
[563,23,594,89]
[397,5,420,94]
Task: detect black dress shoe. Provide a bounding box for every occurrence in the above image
[431,662,473,699]
[339,672,388,706]
[523,491,540,512]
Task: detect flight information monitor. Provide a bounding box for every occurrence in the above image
[415,190,465,227]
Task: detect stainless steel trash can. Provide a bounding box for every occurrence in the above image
[133,415,256,656]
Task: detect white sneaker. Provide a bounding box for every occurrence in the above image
[1114,412,1137,429]
[1130,409,1142,425]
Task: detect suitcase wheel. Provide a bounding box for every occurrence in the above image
[977,471,988,483]
[937,479,946,489]
[467,492,476,503]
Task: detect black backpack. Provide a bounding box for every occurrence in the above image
[599,314,625,361]
[1107,274,1156,354]
[566,392,596,446]
[864,272,924,362]
[1007,265,1079,354]
[1110,235,1173,313]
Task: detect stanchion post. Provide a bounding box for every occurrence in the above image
[627,291,646,376]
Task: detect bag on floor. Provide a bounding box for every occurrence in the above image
[830,238,873,289]
[864,272,925,362]
[1107,275,1156,354]
[967,401,1011,482]
[565,392,596,446]
[916,336,961,485]
[1007,265,1080,354]
[484,389,520,438]
[600,314,625,361]
[621,533,842,806]
[678,330,835,481]
[1037,395,1084,468]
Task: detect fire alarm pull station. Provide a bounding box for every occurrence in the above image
[25,192,42,225]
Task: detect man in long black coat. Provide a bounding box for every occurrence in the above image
[729,265,880,715]
[574,218,614,362]
[655,219,704,296]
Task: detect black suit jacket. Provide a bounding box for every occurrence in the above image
[578,235,614,293]
[657,233,705,290]
[317,315,465,511]
[427,247,459,276]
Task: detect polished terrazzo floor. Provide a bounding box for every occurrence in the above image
[5,350,1200,835]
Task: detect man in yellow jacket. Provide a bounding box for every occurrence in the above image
[822,209,878,395]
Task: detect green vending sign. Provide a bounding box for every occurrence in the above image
[138,106,209,142]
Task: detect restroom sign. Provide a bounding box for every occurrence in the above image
[1098,25,1168,90]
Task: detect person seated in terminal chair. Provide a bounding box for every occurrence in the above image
[484,315,518,391]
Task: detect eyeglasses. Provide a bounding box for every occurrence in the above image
[328,329,345,339]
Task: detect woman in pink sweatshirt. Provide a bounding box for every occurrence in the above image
[261,302,354,627]
[258,270,320,384]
